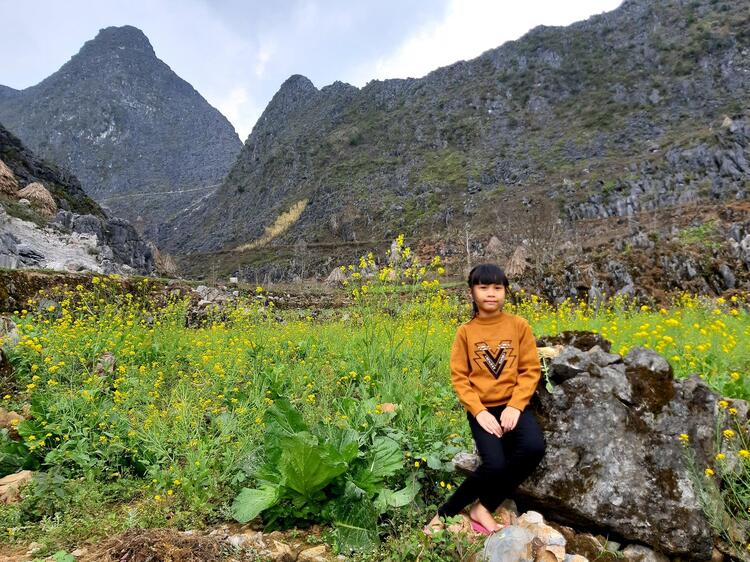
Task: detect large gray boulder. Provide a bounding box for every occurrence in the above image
[513,342,715,559]
[53,210,154,274]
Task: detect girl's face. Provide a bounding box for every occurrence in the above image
[470,283,506,316]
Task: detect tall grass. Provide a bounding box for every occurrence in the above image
[0,239,748,557]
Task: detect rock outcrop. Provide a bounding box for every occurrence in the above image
[521,341,714,559]
[0,206,152,274]
[0,123,154,274]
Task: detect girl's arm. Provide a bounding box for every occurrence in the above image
[450,325,486,417]
[506,320,541,412]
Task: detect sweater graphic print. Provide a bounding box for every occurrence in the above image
[473,341,515,379]
[449,311,541,417]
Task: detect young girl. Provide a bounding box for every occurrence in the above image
[423,263,546,535]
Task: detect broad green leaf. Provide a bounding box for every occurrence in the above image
[368,435,403,480]
[426,454,443,470]
[231,484,280,523]
[0,435,40,476]
[265,398,308,435]
[260,398,310,472]
[373,478,421,513]
[352,435,402,493]
[15,420,44,439]
[278,431,348,498]
[321,426,360,464]
[332,482,380,553]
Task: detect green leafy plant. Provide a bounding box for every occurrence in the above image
[231,397,420,553]
[0,430,41,476]
[31,552,75,562]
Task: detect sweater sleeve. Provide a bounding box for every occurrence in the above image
[450,325,487,417]
[507,320,541,412]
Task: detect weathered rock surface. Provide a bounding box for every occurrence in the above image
[514,342,715,559]
[1,206,153,274]
[0,123,154,274]
[0,470,33,504]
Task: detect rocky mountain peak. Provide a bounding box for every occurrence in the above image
[79,25,155,58]
[251,74,319,133]
[0,26,242,241]
[0,86,19,100]
[320,81,358,97]
[270,74,318,109]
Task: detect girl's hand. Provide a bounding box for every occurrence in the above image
[475,410,503,437]
[500,406,521,432]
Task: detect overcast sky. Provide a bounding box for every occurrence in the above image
[1,0,622,140]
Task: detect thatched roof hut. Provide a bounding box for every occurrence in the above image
[325,267,346,285]
[0,159,18,195]
[17,182,57,218]
[506,245,529,278]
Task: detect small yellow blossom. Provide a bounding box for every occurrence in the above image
[705,468,715,477]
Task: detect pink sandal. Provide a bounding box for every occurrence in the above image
[469,519,493,535]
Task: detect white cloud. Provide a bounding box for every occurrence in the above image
[254,44,274,78]
[215,87,248,127]
[349,0,622,85]
[212,86,265,140]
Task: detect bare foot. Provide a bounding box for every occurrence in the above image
[469,501,502,532]
[422,513,445,536]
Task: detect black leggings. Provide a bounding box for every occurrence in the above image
[438,404,546,517]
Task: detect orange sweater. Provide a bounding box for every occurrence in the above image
[450,311,541,417]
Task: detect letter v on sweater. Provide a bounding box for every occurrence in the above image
[449,310,541,417]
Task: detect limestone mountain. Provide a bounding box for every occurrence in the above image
[0,121,154,274]
[166,0,749,294]
[0,25,242,239]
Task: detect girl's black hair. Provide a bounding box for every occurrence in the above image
[467,263,511,317]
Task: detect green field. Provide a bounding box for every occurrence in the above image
[1,241,749,559]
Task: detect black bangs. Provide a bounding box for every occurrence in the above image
[467,263,509,288]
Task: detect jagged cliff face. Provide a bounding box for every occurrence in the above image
[0,123,102,217]
[0,122,154,274]
[164,0,749,263]
[0,25,242,239]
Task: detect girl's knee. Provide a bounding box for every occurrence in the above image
[533,441,547,463]
[481,458,507,475]
[523,438,546,463]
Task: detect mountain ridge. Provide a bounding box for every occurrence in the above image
[0,25,242,240]
[162,0,748,265]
